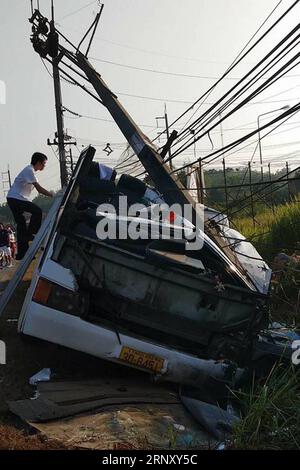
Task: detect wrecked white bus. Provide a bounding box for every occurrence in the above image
[15,146,273,387]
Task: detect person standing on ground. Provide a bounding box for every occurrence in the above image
[6,152,53,260]
[0,223,11,267]
[6,225,17,260]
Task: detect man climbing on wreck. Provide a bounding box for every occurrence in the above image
[6,152,53,260]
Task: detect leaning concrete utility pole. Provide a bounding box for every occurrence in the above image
[29,5,257,291]
[156,104,174,170]
[52,60,67,188]
[164,104,173,170]
[51,2,67,188]
[1,167,11,198]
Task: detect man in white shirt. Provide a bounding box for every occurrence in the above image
[7,152,53,260]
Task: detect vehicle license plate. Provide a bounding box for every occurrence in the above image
[119,346,164,373]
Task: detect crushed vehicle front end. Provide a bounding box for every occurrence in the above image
[19,147,271,383]
[19,14,276,383]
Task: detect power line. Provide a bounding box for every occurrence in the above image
[63,106,156,128]
[62,0,283,66]
[201,150,300,225]
[226,165,300,221]
[164,175,300,192]
[87,0,288,83]
[170,103,300,174]
[57,0,299,150]
[116,91,192,105]
[57,0,98,22]
[170,44,300,159]
[40,57,53,78]
[202,104,300,167]
[90,55,300,81]
[89,57,248,81]
[38,0,300,187]
[92,36,255,66]
[172,27,300,151]
[43,53,300,109]
[154,0,300,144]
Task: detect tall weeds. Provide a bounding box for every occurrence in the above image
[232,365,300,450]
[234,200,300,325]
[234,199,300,260]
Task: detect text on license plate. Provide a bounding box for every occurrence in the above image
[119,346,165,373]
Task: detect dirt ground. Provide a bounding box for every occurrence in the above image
[0,258,143,449]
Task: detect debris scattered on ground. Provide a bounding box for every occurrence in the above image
[26,404,211,450]
[273,252,300,269]
[7,375,239,448]
[180,394,240,441]
[8,378,180,422]
[29,368,52,386]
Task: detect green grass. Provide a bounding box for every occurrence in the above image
[234,199,300,260]
[231,203,300,449]
[234,200,300,326]
[231,365,300,450]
